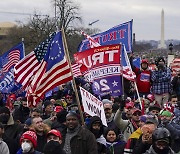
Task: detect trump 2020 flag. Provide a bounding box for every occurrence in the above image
[28,31,73,105]
[0,43,24,93]
[78,20,133,53]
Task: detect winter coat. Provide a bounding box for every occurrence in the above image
[69,126,98,154]
[132,135,151,154]
[124,128,143,154]
[17,148,42,154]
[0,139,9,154]
[3,114,23,154]
[114,109,137,142]
[143,145,175,154]
[106,141,125,154]
[13,105,30,123]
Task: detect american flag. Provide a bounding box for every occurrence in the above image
[32,31,72,104]
[20,31,72,106]
[72,63,82,77]
[121,46,136,81]
[14,33,55,90]
[170,58,180,76]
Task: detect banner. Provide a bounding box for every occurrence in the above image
[80,87,107,126]
[74,44,122,97]
[0,43,24,93]
[78,20,133,53]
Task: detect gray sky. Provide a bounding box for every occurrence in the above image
[0,0,179,41]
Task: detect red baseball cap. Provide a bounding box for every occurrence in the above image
[125,101,134,109]
[47,129,62,139]
[54,106,63,113]
[132,108,142,115]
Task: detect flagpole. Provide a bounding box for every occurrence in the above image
[123,46,142,109]
[120,44,125,98]
[61,28,85,125]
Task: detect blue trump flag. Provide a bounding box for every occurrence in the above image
[133,57,141,69]
[78,20,133,53]
[0,43,24,93]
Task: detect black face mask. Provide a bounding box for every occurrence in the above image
[44,140,62,154]
[153,143,170,154]
[91,129,101,138]
[0,114,10,124]
[22,106,30,113]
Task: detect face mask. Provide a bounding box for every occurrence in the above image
[0,114,10,124]
[21,142,31,153]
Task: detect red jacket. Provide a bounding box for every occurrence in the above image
[134,68,151,93]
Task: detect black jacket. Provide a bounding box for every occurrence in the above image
[66,126,98,154]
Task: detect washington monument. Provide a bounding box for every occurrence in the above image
[158,9,166,48]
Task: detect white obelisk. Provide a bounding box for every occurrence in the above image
[158,9,166,48]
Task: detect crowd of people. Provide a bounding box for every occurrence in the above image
[0,55,179,154]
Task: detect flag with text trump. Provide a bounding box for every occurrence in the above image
[74,44,122,97]
[29,31,73,105]
[78,20,133,53]
[0,43,24,93]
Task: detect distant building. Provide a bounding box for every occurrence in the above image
[0,22,16,38]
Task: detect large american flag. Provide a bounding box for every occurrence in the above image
[14,34,54,90]
[15,32,72,106]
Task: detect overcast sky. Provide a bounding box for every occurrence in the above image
[0,0,179,41]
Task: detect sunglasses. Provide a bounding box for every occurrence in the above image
[133,112,141,116]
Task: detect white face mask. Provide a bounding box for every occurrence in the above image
[21,142,31,153]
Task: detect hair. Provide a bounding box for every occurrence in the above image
[169,94,177,101]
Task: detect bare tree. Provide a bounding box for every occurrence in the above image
[54,0,82,31]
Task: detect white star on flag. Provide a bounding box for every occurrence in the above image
[112,80,118,87]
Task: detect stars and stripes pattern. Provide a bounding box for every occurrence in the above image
[15,31,72,106]
[2,50,20,73]
[14,33,55,90]
[121,46,136,81]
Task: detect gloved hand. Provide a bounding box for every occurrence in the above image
[119,95,126,111]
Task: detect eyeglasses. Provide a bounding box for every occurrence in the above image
[133,113,141,116]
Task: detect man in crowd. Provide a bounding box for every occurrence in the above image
[0,106,23,154]
[151,57,172,108]
[144,127,175,154]
[43,129,65,154]
[63,111,98,154]
[31,117,49,153]
[114,99,142,142]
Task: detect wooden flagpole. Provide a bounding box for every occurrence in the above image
[61,28,85,125]
[123,46,142,110]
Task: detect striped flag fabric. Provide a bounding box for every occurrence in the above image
[121,46,136,81]
[14,33,56,90]
[170,58,180,76]
[71,63,82,77]
[28,31,72,105]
